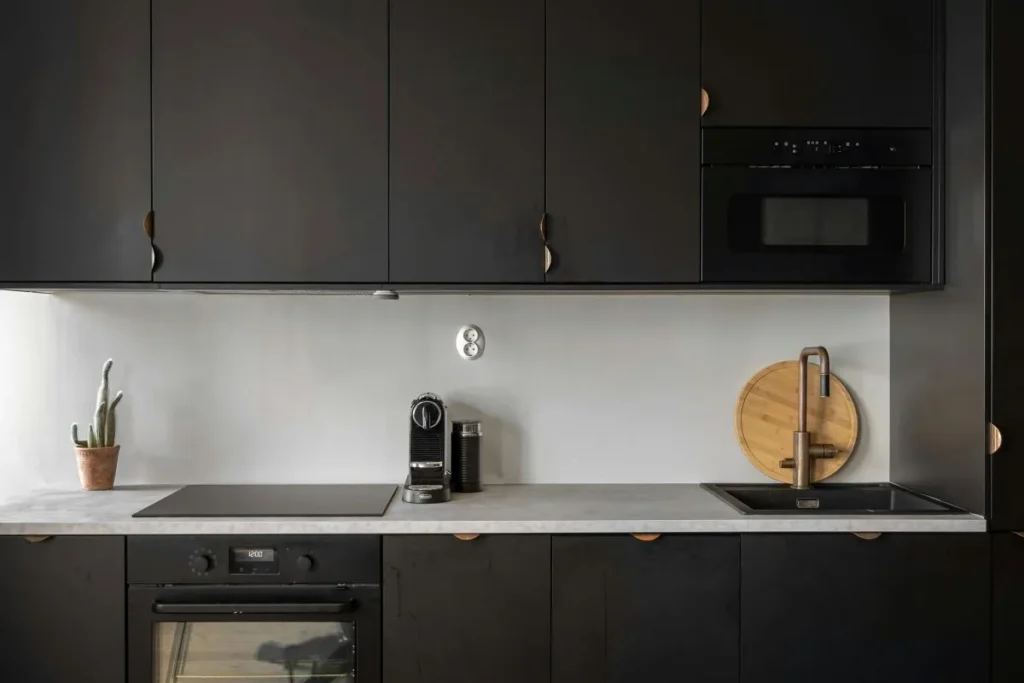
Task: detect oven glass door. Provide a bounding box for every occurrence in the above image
[702,166,933,284]
[155,621,354,682]
[130,586,381,683]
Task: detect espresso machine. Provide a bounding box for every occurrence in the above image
[402,393,451,504]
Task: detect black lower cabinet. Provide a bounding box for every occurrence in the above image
[994,533,1024,683]
[382,535,551,683]
[741,534,989,683]
[552,535,739,682]
[0,535,125,683]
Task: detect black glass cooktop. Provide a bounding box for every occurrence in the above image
[133,484,398,518]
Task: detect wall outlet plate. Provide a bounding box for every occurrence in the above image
[456,325,484,360]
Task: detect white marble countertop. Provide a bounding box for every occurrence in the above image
[0,484,986,534]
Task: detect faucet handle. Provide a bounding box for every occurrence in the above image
[780,458,795,469]
[810,444,838,459]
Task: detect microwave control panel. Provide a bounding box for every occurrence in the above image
[702,128,932,167]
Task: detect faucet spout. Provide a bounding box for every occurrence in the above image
[785,346,835,489]
[797,346,830,431]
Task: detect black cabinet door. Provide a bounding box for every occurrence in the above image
[389,0,544,284]
[0,1,151,283]
[702,0,935,128]
[545,0,700,283]
[994,533,1024,683]
[741,534,989,683]
[383,535,550,683]
[0,536,125,683]
[552,535,739,682]
[990,0,1024,530]
[152,0,387,284]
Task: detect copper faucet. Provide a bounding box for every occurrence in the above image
[780,346,838,489]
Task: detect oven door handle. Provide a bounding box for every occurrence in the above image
[153,600,355,615]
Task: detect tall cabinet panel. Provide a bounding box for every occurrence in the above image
[545,0,700,283]
[152,0,388,283]
[0,0,152,283]
[389,0,545,284]
[994,533,1024,683]
[990,0,1024,529]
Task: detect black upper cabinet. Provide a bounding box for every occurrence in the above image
[702,0,935,128]
[0,0,151,283]
[383,535,550,683]
[152,0,388,283]
[545,0,700,284]
[990,0,1024,530]
[0,536,125,683]
[389,0,545,284]
[553,535,739,683]
[741,534,989,683]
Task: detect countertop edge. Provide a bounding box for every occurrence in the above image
[0,517,987,535]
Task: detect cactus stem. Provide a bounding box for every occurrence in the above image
[87,425,98,448]
[93,400,107,449]
[105,407,117,447]
[71,424,87,448]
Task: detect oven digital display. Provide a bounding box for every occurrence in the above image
[230,547,279,574]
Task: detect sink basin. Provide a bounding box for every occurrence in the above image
[701,482,961,515]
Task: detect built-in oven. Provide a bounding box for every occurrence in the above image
[128,536,381,683]
[701,128,935,285]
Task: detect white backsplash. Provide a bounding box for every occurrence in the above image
[0,291,889,499]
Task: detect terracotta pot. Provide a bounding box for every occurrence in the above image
[75,446,120,491]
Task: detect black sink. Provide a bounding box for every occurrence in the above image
[701,482,962,515]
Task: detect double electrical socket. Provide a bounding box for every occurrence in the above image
[456,325,484,360]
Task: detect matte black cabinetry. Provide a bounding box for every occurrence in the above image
[544,0,700,284]
[741,534,989,683]
[993,533,1024,683]
[0,536,125,683]
[0,0,152,283]
[152,0,388,284]
[990,0,1024,530]
[702,0,935,128]
[382,535,550,683]
[389,0,544,284]
[552,535,738,682]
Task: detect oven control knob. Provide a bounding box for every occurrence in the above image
[189,554,213,574]
[297,554,316,572]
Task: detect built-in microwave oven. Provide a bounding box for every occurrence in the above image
[701,128,936,285]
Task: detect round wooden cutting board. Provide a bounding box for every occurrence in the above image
[735,360,859,484]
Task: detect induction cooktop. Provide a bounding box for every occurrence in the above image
[132,484,398,518]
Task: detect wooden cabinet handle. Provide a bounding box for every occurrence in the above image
[143,210,154,240]
[631,533,660,542]
[24,535,52,543]
[544,245,552,273]
[852,532,882,540]
[539,212,548,243]
[989,423,1003,455]
[453,533,480,541]
[701,88,710,116]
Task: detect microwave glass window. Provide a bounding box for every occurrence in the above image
[154,621,355,682]
[761,198,870,247]
[726,194,907,254]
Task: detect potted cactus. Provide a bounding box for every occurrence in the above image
[71,359,124,490]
